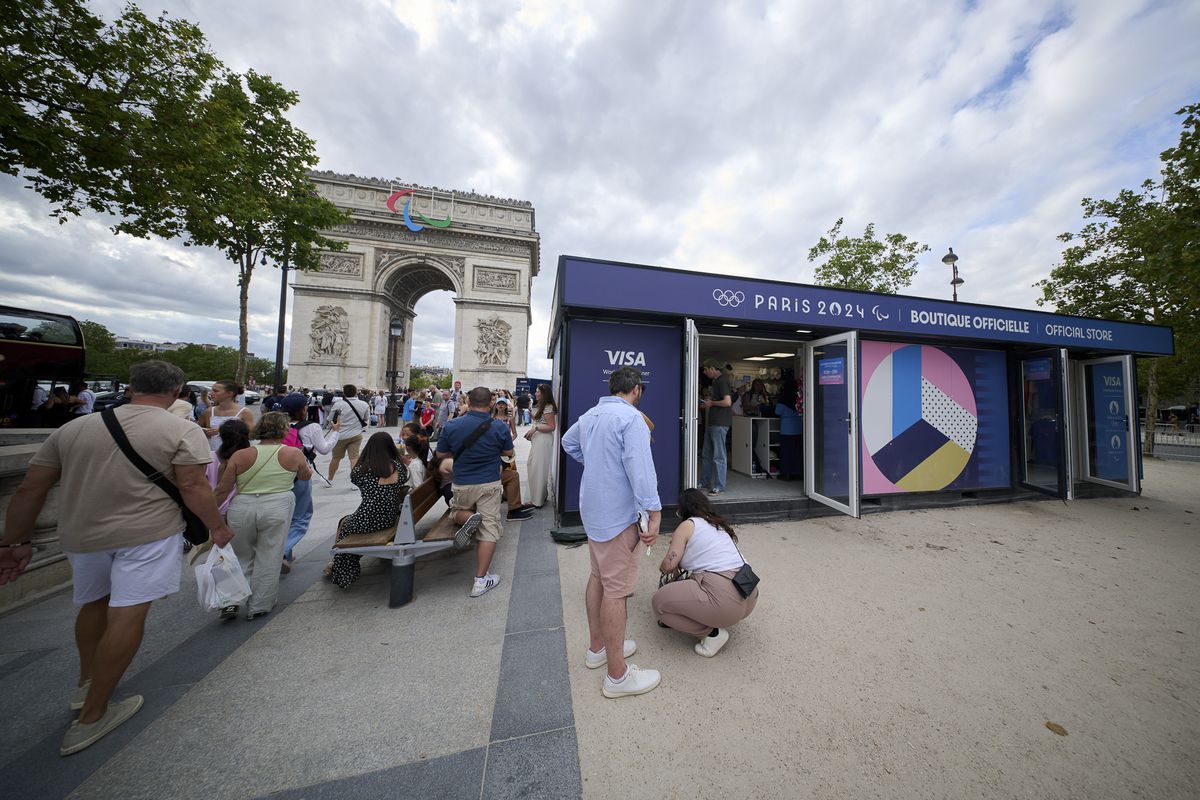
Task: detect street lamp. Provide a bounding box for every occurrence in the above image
[942,247,964,302]
[385,317,404,427]
[272,241,292,389]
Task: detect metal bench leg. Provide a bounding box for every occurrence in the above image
[389,554,416,608]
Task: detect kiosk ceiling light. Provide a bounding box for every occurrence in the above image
[763,352,794,358]
[744,356,771,361]
[721,323,739,328]
[795,329,811,334]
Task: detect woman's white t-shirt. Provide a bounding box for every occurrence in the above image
[405,457,427,489]
[679,517,744,574]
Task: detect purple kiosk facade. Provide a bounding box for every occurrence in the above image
[547,256,1174,525]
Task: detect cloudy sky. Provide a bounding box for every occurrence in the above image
[2,0,1197,379]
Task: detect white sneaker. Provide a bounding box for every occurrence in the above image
[69,679,92,712]
[601,664,661,698]
[584,639,637,669]
[60,694,144,756]
[470,572,501,598]
[694,628,730,657]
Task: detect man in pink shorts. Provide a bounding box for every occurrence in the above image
[562,367,663,698]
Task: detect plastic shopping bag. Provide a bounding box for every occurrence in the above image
[194,544,252,610]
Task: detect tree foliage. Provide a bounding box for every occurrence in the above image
[3,2,349,384]
[178,70,349,383]
[0,0,220,237]
[410,370,452,391]
[80,320,280,384]
[1037,102,1200,449]
[807,218,929,294]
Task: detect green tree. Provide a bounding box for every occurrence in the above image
[78,319,137,377]
[807,218,929,294]
[1037,102,1200,452]
[1,0,220,236]
[179,70,348,383]
[409,370,452,391]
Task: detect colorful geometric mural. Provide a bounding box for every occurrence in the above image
[861,342,1010,495]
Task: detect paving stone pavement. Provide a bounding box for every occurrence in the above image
[0,426,581,800]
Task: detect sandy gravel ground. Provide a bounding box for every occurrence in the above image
[559,459,1199,800]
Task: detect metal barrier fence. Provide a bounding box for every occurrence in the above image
[1150,424,1200,446]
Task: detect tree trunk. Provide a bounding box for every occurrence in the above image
[236,257,252,384]
[1143,358,1160,456]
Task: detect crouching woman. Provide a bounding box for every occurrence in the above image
[651,488,758,657]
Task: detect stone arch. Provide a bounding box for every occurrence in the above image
[374,253,465,312]
[286,173,539,394]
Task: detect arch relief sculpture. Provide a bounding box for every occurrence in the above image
[310,305,350,361]
[475,315,512,367]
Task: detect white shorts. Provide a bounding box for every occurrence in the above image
[65,534,184,607]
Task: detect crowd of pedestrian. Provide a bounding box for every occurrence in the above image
[1,358,759,760]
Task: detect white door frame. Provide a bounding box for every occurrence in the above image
[683,319,700,489]
[1076,354,1140,493]
[804,331,860,517]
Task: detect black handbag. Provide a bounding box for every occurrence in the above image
[102,408,209,546]
[730,543,760,598]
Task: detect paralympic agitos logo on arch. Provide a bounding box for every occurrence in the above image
[386,188,455,233]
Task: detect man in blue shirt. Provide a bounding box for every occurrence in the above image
[436,387,515,597]
[562,367,663,698]
[401,390,418,425]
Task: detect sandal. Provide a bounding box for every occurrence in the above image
[219,605,239,620]
[323,563,334,579]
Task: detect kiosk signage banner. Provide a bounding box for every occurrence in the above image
[562,319,682,512]
[1089,361,1128,482]
[818,357,845,385]
[560,258,1174,356]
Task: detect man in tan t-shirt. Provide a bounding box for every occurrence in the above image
[0,360,234,757]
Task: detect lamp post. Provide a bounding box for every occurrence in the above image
[272,241,292,389]
[942,247,964,302]
[385,317,404,427]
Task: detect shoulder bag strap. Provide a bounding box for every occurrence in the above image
[101,408,187,507]
[238,445,281,491]
[347,399,368,427]
[453,418,497,461]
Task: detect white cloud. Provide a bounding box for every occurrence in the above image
[3,0,1198,381]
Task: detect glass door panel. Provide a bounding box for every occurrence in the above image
[805,332,859,516]
[1018,349,1069,498]
[1080,355,1139,492]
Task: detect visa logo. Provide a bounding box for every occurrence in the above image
[1103,376,1121,387]
[605,350,646,366]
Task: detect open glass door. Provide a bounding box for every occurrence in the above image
[1079,355,1139,493]
[804,332,860,517]
[682,319,699,489]
[1017,348,1073,498]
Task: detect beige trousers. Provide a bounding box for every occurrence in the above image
[651,570,758,637]
[227,491,295,616]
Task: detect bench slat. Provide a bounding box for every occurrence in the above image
[421,510,458,542]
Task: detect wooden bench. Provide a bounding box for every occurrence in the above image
[330,476,462,607]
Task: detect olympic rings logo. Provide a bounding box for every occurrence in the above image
[713,289,745,307]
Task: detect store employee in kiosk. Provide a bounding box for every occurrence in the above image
[699,359,733,496]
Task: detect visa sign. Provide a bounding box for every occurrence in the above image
[605,350,647,366]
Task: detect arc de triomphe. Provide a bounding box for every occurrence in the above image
[287,172,539,392]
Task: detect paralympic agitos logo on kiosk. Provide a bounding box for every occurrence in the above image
[386,188,454,233]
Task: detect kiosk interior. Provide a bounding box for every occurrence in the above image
[548,256,1174,525]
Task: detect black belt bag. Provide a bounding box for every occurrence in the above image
[731,563,760,598]
[730,542,761,598]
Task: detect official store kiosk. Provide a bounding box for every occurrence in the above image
[547,256,1174,525]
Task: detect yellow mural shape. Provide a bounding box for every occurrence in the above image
[895,440,971,491]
